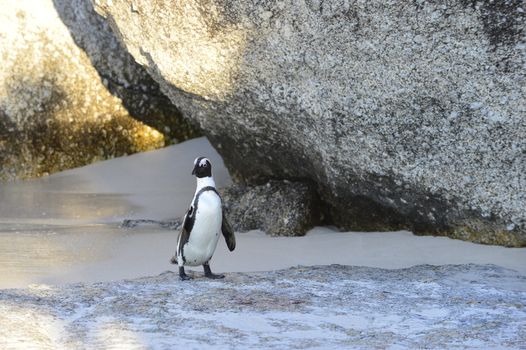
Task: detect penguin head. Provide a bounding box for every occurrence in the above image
[192,157,212,178]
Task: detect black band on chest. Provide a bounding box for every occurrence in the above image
[193,186,219,206]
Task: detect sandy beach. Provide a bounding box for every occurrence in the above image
[1,137,525,289]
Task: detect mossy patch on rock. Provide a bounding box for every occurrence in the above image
[447,221,526,247]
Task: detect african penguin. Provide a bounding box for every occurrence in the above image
[171,156,236,280]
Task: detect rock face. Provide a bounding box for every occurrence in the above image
[1,264,525,348]
[91,0,526,246]
[220,180,320,236]
[51,0,200,144]
[0,0,197,181]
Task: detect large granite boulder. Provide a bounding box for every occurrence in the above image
[0,0,197,181]
[89,0,525,246]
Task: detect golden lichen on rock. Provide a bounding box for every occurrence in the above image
[448,221,525,248]
[0,0,186,181]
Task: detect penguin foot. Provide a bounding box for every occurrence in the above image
[179,266,192,281]
[205,272,225,279]
[203,264,225,279]
[180,274,192,281]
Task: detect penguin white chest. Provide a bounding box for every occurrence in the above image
[184,191,222,266]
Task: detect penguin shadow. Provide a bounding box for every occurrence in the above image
[159,269,230,282]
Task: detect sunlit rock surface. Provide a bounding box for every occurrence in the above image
[91,0,526,246]
[1,264,525,349]
[0,0,197,181]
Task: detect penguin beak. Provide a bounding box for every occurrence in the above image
[191,166,196,175]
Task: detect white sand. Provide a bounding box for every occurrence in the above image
[0,137,525,289]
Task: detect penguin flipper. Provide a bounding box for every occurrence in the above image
[176,206,194,261]
[221,208,236,251]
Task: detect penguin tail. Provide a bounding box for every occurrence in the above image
[170,255,178,265]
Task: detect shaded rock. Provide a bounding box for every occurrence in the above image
[118,181,320,237]
[91,0,526,246]
[120,218,182,230]
[220,180,320,236]
[0,0,197,181]
[1,264,525,348]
